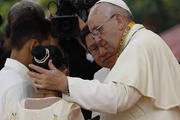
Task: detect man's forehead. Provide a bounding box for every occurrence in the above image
[88,14,104,29]
[88,3,111,30]
[89,6,102,21]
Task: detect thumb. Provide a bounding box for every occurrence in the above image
[48,60,57,70]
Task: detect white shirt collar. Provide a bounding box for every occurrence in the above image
[4,58,30,77]
[125,24,144,47]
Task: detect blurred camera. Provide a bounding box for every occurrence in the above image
[48,0,98,40]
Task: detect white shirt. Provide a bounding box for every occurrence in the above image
[0,58,35,118]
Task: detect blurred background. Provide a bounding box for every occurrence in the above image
[0,0,180,60]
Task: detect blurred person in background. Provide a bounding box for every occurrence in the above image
[0,25,11,70]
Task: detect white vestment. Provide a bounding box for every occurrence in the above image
[92,68,110,118]
[93,68,110,83]
[106,24,180,109]
[0,58,35,119]
[67,24,180,120]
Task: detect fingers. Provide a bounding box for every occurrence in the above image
[32,78,45,89]
[29,64,48,74]
[48,60,57,70]
[28,64,49,89]
[28,71,43,80]
[28,62,64,91]
[33,82,44,89]
[32,78,43,84]
[30,75,46,89]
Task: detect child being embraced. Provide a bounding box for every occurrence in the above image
[5,45,84,120]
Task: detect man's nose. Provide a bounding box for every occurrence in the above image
[94,35,102,43]
[98,46,107,57]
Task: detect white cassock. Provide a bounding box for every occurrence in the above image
[93,68,110,83]
[91,67,110,119]
[66,24,180,120]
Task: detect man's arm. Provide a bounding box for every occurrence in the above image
[68,77,141,114]
[28,61,141,114]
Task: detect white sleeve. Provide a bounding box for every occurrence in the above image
[68,77,141,114]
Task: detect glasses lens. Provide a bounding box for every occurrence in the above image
[92,29,100,38]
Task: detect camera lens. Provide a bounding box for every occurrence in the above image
[61,21,72,32]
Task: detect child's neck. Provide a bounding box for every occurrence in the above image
[33,89,62,98]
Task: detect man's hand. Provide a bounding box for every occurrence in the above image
[28,60,68,93]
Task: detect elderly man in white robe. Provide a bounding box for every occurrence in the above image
[28,0,180,120]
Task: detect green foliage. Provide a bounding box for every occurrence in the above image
[125,0,180,33]
[126,0,158,19]
[36,0,50,11]
[36,0,57,15]
[0,0,19,38]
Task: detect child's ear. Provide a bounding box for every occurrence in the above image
[30,39,39,53]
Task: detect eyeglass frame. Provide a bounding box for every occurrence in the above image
[90,14,116,39]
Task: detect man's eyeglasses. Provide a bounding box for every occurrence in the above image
[91,14,116,39]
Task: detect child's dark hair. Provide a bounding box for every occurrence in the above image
[11,11,51,50]
[31,45,68,72]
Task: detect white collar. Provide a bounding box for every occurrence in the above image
[124,24,144,47]
[4,58,30,77]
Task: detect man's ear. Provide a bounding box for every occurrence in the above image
[29,39,39,52]
[115,13,126,31]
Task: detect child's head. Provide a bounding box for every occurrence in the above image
[31,45,68,75]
